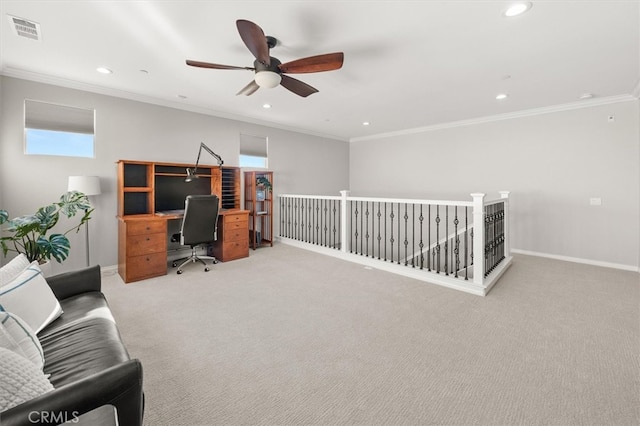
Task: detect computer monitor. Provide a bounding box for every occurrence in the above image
[154,175,211,213]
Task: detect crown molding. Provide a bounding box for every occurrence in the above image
[2,68,635,145]
[350,94,638,143]
[0,68,350,142]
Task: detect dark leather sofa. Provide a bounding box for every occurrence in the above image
[0,265,144,426]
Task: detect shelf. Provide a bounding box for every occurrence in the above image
[244,171,273,249]
[123,187,152,192]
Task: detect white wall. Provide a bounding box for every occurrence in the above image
[0,76,349,274]
[350,100,640,269]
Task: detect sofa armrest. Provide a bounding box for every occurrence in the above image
[45,265,102,300]
[0,359,144,426]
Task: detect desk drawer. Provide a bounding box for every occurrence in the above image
[222,240,249,260]
[126,253,166,281]
[127,233,166,256]
[224,219,248,232]
[223,226,248,242]
[127,220,166,236]
[224,213,247,224]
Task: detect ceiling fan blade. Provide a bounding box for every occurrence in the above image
[236,80,260,96]
[279,52,344,74]
[236,20,270,66]
[280,75,318,97]
[186,60,254,71]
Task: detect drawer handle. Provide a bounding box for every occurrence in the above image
[146,237,150,241]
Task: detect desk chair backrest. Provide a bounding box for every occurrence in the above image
[180,194,220,247]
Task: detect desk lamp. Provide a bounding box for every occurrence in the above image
[67,175,101,266]
[186,142,224,182]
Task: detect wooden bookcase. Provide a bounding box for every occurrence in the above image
[244,171,273,249]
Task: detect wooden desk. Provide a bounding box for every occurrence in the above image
[118,209,249,283]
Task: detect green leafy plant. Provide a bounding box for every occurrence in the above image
[256,176,272,192]
[0,191,93,264]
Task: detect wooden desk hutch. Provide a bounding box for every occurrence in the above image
[116,160,249,283]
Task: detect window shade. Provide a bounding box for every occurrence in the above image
[25,100,95,134]
[240,134,267,157]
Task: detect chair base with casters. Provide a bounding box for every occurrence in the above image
[170,235,218,274]
[171,194,221,274]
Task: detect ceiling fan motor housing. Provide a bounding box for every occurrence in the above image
[254,57,282,73]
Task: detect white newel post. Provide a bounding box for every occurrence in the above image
[471,193,485,285]
[340,190,350,253]
[499,191,511,257]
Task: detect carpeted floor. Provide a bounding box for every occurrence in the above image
[101,242,639,426]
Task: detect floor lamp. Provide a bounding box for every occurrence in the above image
[68,176,101,266]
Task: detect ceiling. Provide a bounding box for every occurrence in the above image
[1,1,638,142]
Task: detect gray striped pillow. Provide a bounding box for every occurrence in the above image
[0,262,63,334]
[0,311,45,370]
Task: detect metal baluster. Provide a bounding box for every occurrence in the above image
[412,204,415,268]
[365,201,370,257]
[294,197,298,241]
[354,201,359,254]
[389,203,394,262]
[314,198,317,245]
[427,205,431,272]
[331,200,336,249]
[444,206,449,275]
[350,201,354,253]
[384,203,388,261]
[419,205,424,270]
[323,200,327,247]
[377,203,382,260]
[403,203,409,266]
[454,207,460,278]
[464,206,468,280]
[470,227,474,268]
[435,205,440,273]
[397,203,401,264]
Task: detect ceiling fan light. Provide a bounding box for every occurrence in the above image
[255,71,281,88]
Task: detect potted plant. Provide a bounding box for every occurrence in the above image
[256,175,272,192]
[0,191,93,264]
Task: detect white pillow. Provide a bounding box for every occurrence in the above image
[0,347,54,412]
[0,262,63,334]
[0,311,45,370]
[0,254,31,288]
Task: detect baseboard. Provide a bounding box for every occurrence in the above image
[100,264,119,276]
[511,249,639,273]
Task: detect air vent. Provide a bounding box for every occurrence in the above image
[8,15,41,41]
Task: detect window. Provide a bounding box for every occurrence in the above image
[24,100,95,158]
[239,134,267,168]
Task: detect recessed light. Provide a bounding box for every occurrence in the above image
[262,103,272,109]
[96,67,112,74]
[504,2,532,17]
[496,93,508,100]
[362,121,370,126]
[177,94,187,99]
[579,93,594,99]
[139,69,149,74]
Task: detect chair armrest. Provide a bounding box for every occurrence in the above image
[0,359,144,426]
[45,265,102,300]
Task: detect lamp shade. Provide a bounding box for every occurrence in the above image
[68,176,101,196]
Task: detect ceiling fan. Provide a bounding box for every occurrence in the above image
[186,19,344,98]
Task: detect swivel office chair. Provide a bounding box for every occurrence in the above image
[170,194,220,274]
